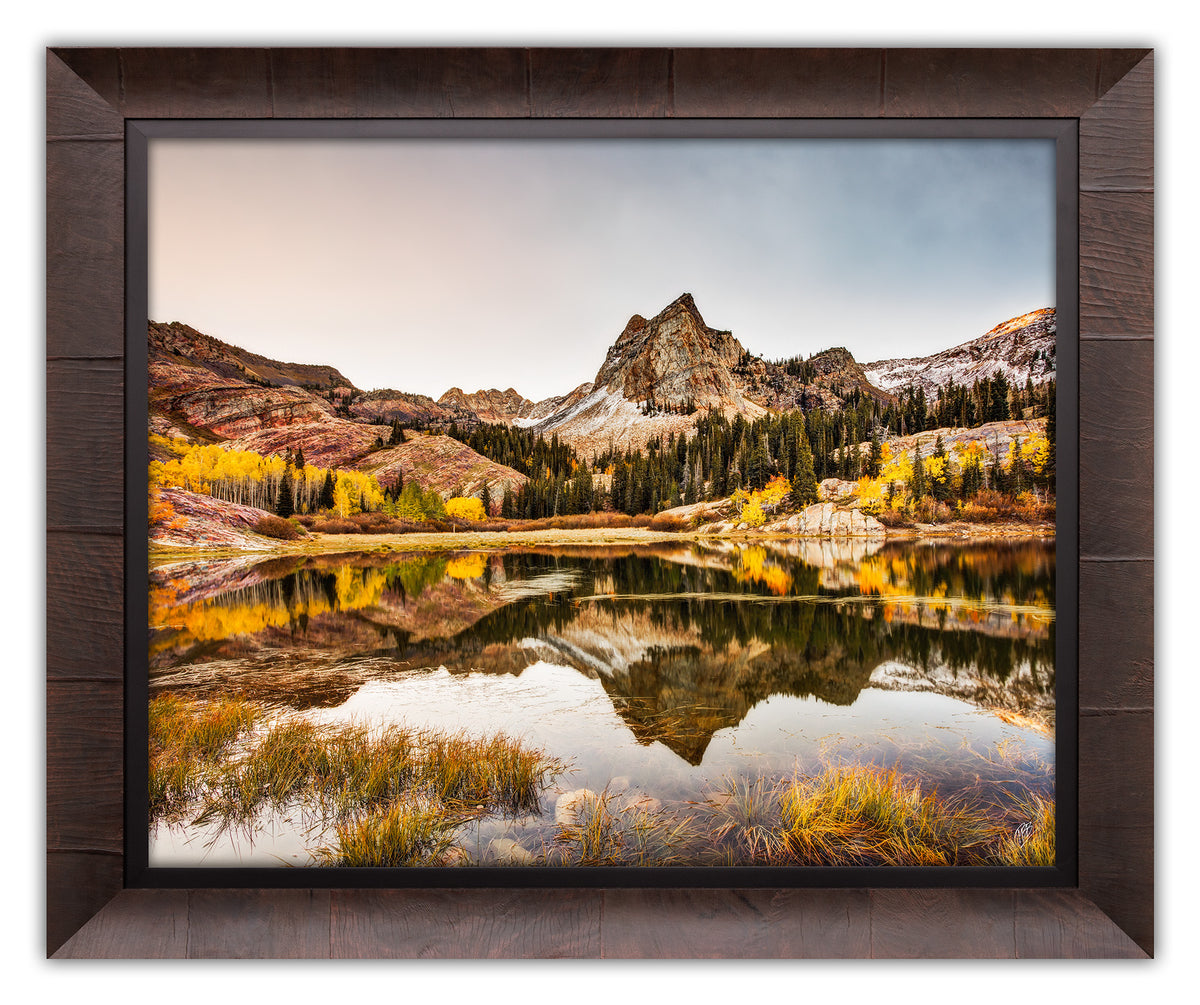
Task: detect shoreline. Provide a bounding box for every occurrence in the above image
[149,521,1055,566]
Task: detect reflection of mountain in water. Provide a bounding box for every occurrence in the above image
[149,543,1055,761]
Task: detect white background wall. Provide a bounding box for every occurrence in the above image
[7,1,1188,994]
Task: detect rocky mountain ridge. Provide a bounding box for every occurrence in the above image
[149,321,526,499]
[863,308,1056,399]
[150,296,1056,490]
[437,386,539,425]
[506,293,894,454]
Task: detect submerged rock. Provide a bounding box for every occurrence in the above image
[554,788,600,826]
[486,837,535,865]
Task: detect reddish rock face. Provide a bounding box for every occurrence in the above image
[150,487,279,550]
[349,389,472,428]
[150,359,335,439]
[226,419,390,470]
[593,293,748,409]
[354,432,528,499]
[436,386,539,425]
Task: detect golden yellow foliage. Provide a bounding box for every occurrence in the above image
[1020,433,1051,475]
[446,554,488,579]
[734,546,793,595]
[445,496,486,522]
[759,474,791,510]
[856,476,889,515]
[149,440,384,515]
[741,499,766,528]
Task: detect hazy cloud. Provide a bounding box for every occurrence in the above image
[150,137,1055,400]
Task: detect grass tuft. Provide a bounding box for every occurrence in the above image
[315,800,460,867]
[992,793,1055,867]
[149,694,259,820]
[779,764,994,866]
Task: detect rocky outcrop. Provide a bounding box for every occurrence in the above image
[771,504,886,538]
[227,419,390,470]
[437,387,538,425]
[348,388,474,428]
[863,308,1056,398]
[877,417,1048,465]
[354,431,528,499]
[819,478,858,502]
[149,487,284,551]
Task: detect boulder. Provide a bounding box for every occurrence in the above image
[819,478,857,501]
[788,502,886,538]
[486,838,535,865]
[554,788,600,826]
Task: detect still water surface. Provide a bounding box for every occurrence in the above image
[148,538,1055,866]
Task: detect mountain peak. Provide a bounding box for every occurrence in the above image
[660,291,704,325]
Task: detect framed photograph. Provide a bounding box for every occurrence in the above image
[46,47,1153,959]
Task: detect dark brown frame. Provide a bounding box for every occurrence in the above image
[46,47,1153,959]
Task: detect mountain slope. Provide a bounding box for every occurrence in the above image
[527,293,894,454]
[148,321,526,498]
[353,432,529,499]
[437,387,539,424]
[863,308,1056,398]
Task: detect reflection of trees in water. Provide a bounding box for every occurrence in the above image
[152,544,1056,755]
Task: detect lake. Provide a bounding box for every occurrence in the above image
[148,537,1056,868]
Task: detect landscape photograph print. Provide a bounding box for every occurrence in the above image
[146,136,1058,871]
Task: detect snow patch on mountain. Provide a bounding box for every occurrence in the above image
[863,308,1056,399]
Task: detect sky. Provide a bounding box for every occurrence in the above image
[150,136,1055,402]
[13,0,1198,996]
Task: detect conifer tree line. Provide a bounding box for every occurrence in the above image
[440,372,1055,518]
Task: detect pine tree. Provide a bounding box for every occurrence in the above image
[790,434,819,509]
[294,446,306,472]
[748,439,769,490]
[867,427,882,478]
[321,470,336,510]
[275,468,295,518]
[910,450,926,501]
[480,482,492,517]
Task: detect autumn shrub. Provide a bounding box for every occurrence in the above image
[496,512,639,532]
[740,499,766,528]
[309,517,359,534]
[348,512,395,532]
[910,497,954,524]
[874,508,912,528]
[254,514,304,540]
[1014,491,1056,523]
[630,514,653,528]
[648,512,686,532]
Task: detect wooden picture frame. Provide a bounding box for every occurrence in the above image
[46,46,1153,959]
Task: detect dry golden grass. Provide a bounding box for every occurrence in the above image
[315,800,459,867]
[149,694,259,820]
[991,792,1056,867]
[778,765,994,866]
